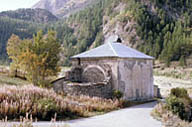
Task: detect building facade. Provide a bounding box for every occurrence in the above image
[53,38,154,100]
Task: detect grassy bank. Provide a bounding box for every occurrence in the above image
[0,85,122,121]
[0,74,29,86]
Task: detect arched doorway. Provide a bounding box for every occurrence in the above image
[82,65,106,83]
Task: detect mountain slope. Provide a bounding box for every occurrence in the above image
[32,0,68,15]
[0,16,46,61]
[32,0,97,17]
[1,0,192,67]
[0,8,58,23]
[54,0,192,66]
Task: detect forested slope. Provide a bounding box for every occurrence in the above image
[1,0,192,66]
[0,17,47,62]
[0,8,58,23]
[54,0,192,66]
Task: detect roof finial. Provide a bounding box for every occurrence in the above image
[117,37,122,43]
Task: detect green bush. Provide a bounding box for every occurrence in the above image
[113,90,123,99]
[166,88,192,121]
[166,95,186,120]
[170,88,189,98]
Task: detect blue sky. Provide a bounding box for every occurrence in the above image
[0,0,40,12]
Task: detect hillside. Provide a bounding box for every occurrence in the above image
[1,0,192,66]
[0,16,47,62]
[32,0,97,17]
[0,8,58,23]
[52,0,192,66]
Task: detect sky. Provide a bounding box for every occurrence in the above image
[0,0,40,12]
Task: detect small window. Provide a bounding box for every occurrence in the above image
[78,58,81,65]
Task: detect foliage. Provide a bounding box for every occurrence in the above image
[0,16,46,62]
[54,0,106,65]
[0,85,121,121]
[7,30,61,86]
[170,88,189,98]
[50,0,192,66]
[166,88,192,122]
[152,88,192,126]
[7,34,24,77]
[0,8,58,23]
[2,0,192,66]
[113,90,123,99]
[151,103,191,127]
[166,95,187,120]
[124,0,192,66]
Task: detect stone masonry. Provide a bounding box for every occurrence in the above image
[53,65,113,98]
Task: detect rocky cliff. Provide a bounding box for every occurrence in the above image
[32,0,97,17]
[0,8,58,23]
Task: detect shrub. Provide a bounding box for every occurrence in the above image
[113,90,123,99]
[151,103,192,127]
[166,95,186,120]
[170,88,189,99]
[166,88,192,121]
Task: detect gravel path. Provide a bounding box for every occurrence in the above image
[3,102,162,127]
[154,76,192,97]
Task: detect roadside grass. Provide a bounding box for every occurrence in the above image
[153,66,192,80]
[0,65,29,86]
[0,85,123,121]
[153,69,185,79]
[0,74,29,86]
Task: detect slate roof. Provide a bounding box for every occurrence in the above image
[71,42,154,59]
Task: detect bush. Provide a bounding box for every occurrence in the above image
[170,88,189,98]
[113,90,123,99]
[166,95,186,120]
[166,88,192,121]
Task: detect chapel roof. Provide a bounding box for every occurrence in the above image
[72,42,154,59]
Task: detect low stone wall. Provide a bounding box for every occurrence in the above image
[53,79,113,98]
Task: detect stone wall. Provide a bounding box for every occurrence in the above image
[53,79,112,98]
[66,66,83,82]
[72,58,119,89]
[118,58,154,100]
[53,58,114,98]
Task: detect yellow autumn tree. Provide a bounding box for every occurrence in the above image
[7,30,61,86]
[20,30,61,86]
[6,34,22,77]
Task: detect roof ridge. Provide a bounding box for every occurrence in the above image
[108,42,118,57]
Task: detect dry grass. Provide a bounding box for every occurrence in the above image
[0,114,69,127]
[154,66,192,80]
[0,74,29,86]
[0,85,122,121]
